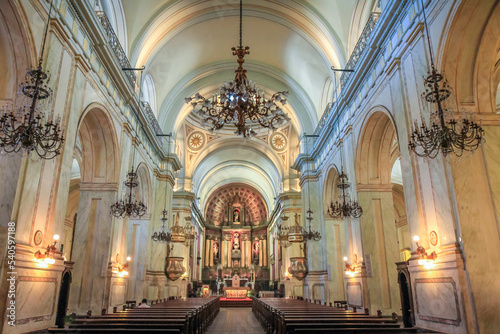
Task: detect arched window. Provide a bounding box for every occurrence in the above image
[142,74,158,117]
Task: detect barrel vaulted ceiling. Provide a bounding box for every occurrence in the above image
[115,0,377,133]
[103,0,378,223]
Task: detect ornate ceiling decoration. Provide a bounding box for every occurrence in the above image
[269,132,287,151]
[204,183,268,226]
[187,131,205,151]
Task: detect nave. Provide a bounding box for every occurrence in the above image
[1,0,499,333]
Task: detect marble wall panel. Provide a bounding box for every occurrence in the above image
[346,282,363,307]
[16,278,57,323]
[110,283,126,306]
[414,277,461,326]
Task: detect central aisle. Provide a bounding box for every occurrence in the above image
[207,307,264,333]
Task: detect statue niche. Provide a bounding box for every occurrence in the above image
[231,232,241,266]
[227,193,246,226]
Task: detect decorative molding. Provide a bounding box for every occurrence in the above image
[356,184,394,192]
[79,182,118,192]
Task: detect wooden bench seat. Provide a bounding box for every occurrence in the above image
[49,296,220,334]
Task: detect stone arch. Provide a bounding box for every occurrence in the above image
[322,164,340,218]
[77,104,120,184]
[355,107,409,314]
[67,104,121,315]
[441,0,500,113]
[356,108,397,186]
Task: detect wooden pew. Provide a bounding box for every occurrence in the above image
[49,297,220,334]
[252,297,442,334]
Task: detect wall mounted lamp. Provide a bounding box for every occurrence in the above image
[34,234,60,265]
[414,236,437,269]
[343,255,357,277]
[112,255,131,277]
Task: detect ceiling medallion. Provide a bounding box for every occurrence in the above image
[184,0,290,138]
[270,132,287,151]
[187,131,205,151]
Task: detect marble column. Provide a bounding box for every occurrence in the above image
[293,147,328,303]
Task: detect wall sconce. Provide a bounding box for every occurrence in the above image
[34,234,60,265]
[414,236,437,269]
[343,255,357,277]
[284,271,291,280]
[112,255,131,277]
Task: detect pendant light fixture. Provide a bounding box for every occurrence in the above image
[152,135,173,243]
[408,0,484,158]
[0,0,64,159]
[328,144,363,219]
[110,145,147,218]
[185,0,290,138]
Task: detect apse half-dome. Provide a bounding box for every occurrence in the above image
[204,183,268,227]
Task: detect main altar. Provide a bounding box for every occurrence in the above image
[223,274,250,299]
[223,286,250,299]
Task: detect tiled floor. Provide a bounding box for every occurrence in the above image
[207,307,265,333]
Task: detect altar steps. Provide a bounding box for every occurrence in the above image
[220,298,253,308]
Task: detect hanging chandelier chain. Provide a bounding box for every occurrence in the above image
[39,0,55,69]
[420,0,436,71]
[239,0,243,48]
[185,0,289,138]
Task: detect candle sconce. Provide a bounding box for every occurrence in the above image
[414,236,437,269]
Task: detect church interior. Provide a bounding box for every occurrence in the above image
[0,0,499,333]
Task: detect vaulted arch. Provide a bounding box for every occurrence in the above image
[77,105,120,184]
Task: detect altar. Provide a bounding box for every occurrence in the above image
[223,286,250,299]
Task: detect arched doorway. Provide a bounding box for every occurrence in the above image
[356,110,410,314]
[397,269,413,328]
[55,269,73,328]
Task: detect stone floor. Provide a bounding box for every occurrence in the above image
[207,307,265,333]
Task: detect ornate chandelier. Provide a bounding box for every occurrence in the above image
[182,217,198,246]
[152,209,172,243]
[111,150,147,218]
[408,1,484,159]
[0,0,64,159]
[152,136,173,242]
[184,0,290,138]
[303,209,321,242]
[328,170,363,219]
[276,215,291,248]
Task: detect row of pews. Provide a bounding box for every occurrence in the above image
[252,297,442,334]
[48,296,220,333]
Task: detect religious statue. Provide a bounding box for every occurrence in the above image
[233,232,240,250]
[254,241,259,254]
[213,242,219,259]
[233,209,240,223]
